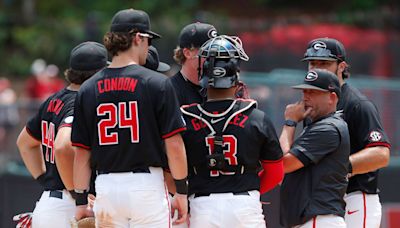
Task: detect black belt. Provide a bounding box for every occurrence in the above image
[192,165,257,176]
[96,167,150,175]
[194,191,250,198]
[49,190,63,199]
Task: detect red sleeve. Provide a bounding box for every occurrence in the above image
[259,159,284,194]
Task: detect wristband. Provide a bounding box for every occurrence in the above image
[36,173,46,187]
[74,190,88,206]
[284,119,297,127]
[174,178,188,195]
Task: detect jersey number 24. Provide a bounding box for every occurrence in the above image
[97,102,139,145]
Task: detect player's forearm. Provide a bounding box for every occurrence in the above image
[350,146,390,175]
[73,147,92,191]
[164,171,177,194]
[19,147,46,178]
[17,128,45,178]
[165,134,188,180]
[55,146,75,190]
[54,127,74,190]
[279,126,296,154]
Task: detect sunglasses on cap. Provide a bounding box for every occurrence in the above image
[137,32,153,46]
[304,47,343,62]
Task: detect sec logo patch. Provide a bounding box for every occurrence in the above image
[369,131,382,142]
[64,116,74,124]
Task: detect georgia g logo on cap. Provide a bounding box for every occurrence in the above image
[305,71,318,81]
[208,29,217,39]
[312,41,327,50]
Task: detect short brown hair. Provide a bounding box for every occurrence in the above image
[64,68,100,85]
[103,29,139,57]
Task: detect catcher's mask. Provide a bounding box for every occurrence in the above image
[198,35,249,89]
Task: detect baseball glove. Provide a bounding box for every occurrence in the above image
[71,217,95,228]
[13,212,32,228]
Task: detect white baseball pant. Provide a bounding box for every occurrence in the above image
[93,167,170,228]
[293,214,346,228]
[189,190,266,228]
[344,191,381,228]
[32,190,75,228]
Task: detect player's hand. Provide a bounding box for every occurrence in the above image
[75,205,94,220]
[88,194,96,209]
[171,193,188,225]
[13,212,32,228]
[284,101,312,122]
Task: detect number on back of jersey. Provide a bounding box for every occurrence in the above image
[41,121,55,164]
[97,101,139,145]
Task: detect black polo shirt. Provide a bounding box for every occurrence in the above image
[280,112,350,227]
[338,83,391,194]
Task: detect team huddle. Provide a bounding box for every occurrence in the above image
[15,8,391,228]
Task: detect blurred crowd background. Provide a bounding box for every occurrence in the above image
[1,0,400,227]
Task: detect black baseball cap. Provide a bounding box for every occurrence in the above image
[110,9,161,38]
[70,41,108,71]
[302,37,346,62]
[292,69,341,97]
[179,22,217,48]
[144,46,170,72]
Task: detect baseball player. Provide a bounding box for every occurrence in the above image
[169,22,218,105]
[144,45,171,73]
[71,9,188,227]
[280,69,350,227]
[16,41,108,228]
[180,35,284,228]
[302,37,391,228]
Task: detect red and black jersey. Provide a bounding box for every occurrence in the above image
[71,65,186,173]
[181,99,282,195]
[26,88,76,191]
[338,83,391,194]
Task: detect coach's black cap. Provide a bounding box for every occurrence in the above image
[302,37,346,62]
[70,41,108,71]
[179,22,217,48]
[110,9,161,38]
[292,69,341,97]
[144,46,170,72]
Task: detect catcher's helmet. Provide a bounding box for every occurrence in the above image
[198,35,249,89]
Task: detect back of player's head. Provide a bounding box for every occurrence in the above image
[144,46,170,73]
[65,41,108,85]
[104,8,161,57]
[198,35,249,89]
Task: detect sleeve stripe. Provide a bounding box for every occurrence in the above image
[25,127,41,142]
[71,142,91,150]
[261,157,283,163]
[162,127,186,139]
[366,142,391,149]
[58,123,72,130]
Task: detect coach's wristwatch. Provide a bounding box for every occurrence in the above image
[284,119,297,127]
